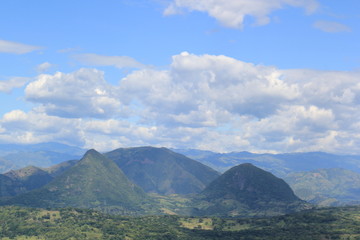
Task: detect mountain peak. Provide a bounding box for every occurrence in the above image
[195,163,307,217]
[83,149,101,157]
[7,150,147,211]
[105,146,220,195]
[202,163,300,202]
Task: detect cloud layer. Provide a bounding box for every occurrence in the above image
[164,0,319,29]
[313,20,351,33]
[0,40,42,54]
[74,53,147,69]
[0,77,30,93]
[1,52,360,154]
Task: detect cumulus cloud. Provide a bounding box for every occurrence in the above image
[0,39,42,54]
[0,110,82,145]
[0,77,30,93]
[3,52,360,154]
[164,0,319,29]
[25,68,124,118]
[313,20,351,33]
[120,52,300,125]
[0,110,162,151]
[116,52,360,153]
[74,53,147,69]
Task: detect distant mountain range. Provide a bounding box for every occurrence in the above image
[173,149,360,176]
[0,142,85,173]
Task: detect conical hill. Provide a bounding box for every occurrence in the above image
[194,163,309,217]
[6,149,147,211]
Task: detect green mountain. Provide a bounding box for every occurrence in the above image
[193,163,309,217]
[105,146,220,195]
[0,175,18,197]
[5,149,147,212]
[44,159,78,177]
[0,160,78,198]
[3,166,53,196]
[284,168,360,206]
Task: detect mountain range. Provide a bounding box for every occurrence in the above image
[0,142,85,173]
[173,149,360,176]
[5,150,147,214]
[0,147,308,217]
[1,143,360,211]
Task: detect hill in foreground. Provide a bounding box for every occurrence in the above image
[193,163,309,217]
[5,150,147,213]
[105,146,220,195]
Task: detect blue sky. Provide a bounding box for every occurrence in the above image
[0,0,359,154]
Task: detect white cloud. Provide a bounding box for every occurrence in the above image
[74,53,147,69]
[116,52,360,154]
[313,20,351,33]
[0,77,30,93]
[3,52,360,154]
[25,68,124,118]
[0,110,162,151]
[164,0,319,29]
[36,62,54,73]
[0,39,42,54]
[120,52,300,125]
[0,110,82,145]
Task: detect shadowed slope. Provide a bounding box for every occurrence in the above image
[194,163,308,217]
[105,147,220,195]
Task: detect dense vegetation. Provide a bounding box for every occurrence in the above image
[1,205,360,239]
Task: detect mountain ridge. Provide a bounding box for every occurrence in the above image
[105,146,220,195]
[5,149,147,212]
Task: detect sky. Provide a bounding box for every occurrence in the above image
[0,0,359,154]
